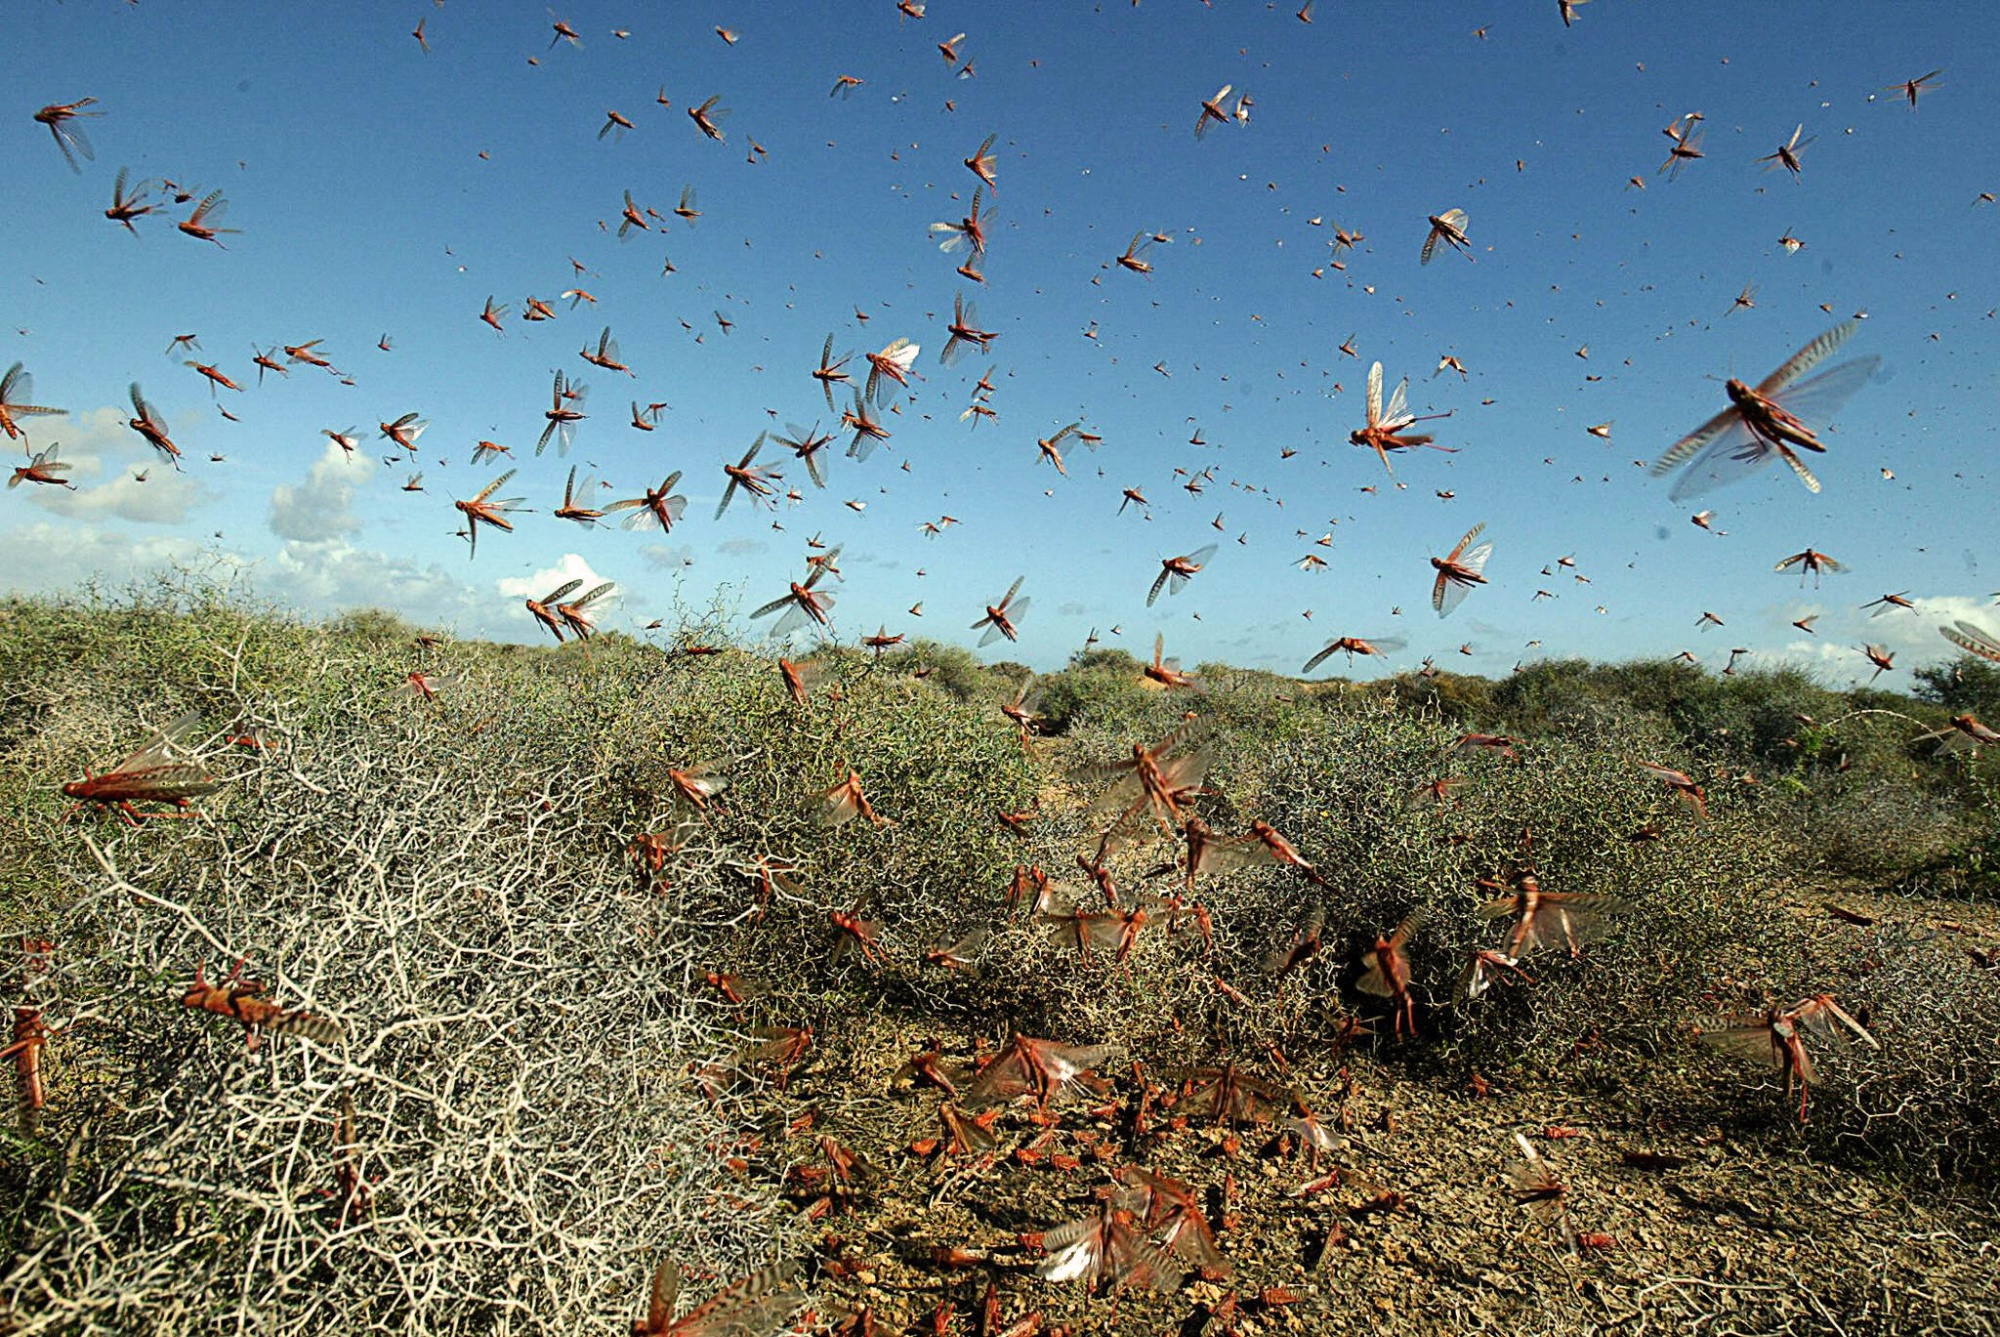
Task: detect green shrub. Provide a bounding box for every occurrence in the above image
[0,588,1042,1333]
[4,583,1997,1337]
[1917,654,2000,722]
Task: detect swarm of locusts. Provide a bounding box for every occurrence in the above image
[12,2,1992,1330]
[22,654,1919,1337]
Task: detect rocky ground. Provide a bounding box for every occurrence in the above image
[727,878,2000,1337]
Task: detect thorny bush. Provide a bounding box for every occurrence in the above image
[1,585,1997,1336]
[0,584,1038,1334]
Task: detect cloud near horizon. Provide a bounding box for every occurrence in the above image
[269,440,376,542]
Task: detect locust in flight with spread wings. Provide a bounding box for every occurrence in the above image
[0,363,66,444]
[972,577,1030,646]
[1431,523,1494,618]
[1651,321,1879,500]
[631,1256,805,1337]
[752,548,842,636]
[1421,208,1470,264]
[1351,362,1454,471]
[1702,994,1878,1122]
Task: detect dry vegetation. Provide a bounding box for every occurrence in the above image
[1,575,1996,1335]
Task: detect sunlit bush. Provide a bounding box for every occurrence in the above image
[3,584,1997,1337]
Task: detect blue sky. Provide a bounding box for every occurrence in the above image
[4,1,1995,684]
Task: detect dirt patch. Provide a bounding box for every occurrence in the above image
[757,1007,1998,1335]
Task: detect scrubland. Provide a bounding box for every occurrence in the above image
[1,576,1995,1335]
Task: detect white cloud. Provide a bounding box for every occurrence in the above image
[1909,595,2000,635]
[641,544,696,570]
[1768,594,1999,688]
[262,539,492,633]
[25,407,207,525]
[495,555,618,629]
[0,521,517,641]
[0,522,223,596]
[34,467,205,525]
[268,440,376,541]
[17,407,123,482]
